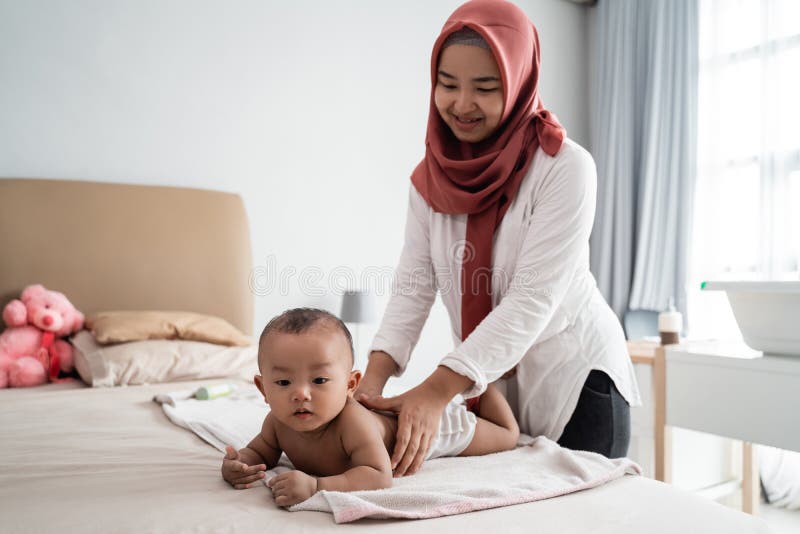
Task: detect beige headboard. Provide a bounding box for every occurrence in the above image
[0,179,254,335]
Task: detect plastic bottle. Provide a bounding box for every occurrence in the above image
[195,383,237,400]
[658,298,682,345]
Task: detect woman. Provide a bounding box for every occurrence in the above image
[357,0,640,477]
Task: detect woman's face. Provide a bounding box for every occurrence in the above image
[434,44,504,143]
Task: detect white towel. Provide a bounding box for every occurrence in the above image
[266,436,640,522]
[154,386,268,451]
[155,392,640,522]
[760,445,800,510]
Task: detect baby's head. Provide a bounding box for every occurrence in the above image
[254,308,361,433]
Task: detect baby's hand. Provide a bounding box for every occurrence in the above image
[221,445,266,489]
[267,470,318,507]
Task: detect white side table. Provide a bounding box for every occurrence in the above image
[656,341,800,514]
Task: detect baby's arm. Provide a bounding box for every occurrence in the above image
[221,413,282,489]
[268,404,392,507]
[318,403,393,491]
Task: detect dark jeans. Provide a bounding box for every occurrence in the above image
[557,370,631,459]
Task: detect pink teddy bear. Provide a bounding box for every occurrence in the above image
[0,284,85,388]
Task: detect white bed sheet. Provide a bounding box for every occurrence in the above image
[0,380,770,534]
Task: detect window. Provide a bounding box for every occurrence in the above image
[689,0,800,339]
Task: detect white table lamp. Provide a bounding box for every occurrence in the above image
[340,289,378,368]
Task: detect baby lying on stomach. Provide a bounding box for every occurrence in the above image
[221,308,519,507]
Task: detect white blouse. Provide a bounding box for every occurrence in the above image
[370,139,641,440]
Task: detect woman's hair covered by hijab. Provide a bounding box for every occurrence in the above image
[441,27,490,51]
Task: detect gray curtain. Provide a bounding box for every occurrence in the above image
[589,0,698,320]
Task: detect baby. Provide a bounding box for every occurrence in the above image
[221,308,519,507]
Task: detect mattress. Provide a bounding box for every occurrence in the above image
[0,380,770,534]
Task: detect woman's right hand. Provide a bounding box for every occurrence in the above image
[354,351,398,404]
[359,382,449,477]
[359,364,474,477]
[354,379,384,403]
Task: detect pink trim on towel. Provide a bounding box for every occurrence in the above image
[333,464,633,523]
[270,437,642,523]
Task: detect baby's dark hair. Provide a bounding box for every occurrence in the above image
[258,307,354,368]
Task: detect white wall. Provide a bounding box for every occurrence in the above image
[0,0,590,390]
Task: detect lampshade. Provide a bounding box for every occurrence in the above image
[340,289,377,324]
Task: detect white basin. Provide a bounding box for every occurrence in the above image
[702,281,800,356]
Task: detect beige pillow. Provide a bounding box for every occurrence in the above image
[86,311,251,346]
[71,330,258,387]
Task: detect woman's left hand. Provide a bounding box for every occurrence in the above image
[359,382,449,477]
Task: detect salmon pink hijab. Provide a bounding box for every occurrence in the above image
[410,0,566,341]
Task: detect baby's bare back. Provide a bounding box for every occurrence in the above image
[272,398,397,477]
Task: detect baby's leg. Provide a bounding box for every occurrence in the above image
[458,383,520,456]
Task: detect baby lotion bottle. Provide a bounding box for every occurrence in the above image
[195,384,237,400]
[658,299,682,345]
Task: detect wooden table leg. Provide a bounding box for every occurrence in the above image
[654,346,672,483]
[742,442,759,514]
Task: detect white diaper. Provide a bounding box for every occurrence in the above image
[425,398,477,459]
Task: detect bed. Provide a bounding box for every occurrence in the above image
[0,178,770,533]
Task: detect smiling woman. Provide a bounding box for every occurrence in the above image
[357,0,641,477]
[434,29,504,143]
